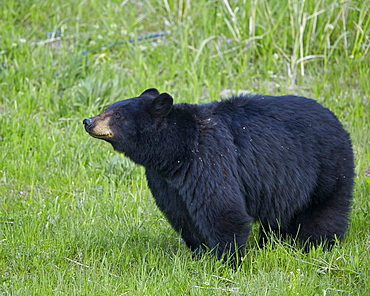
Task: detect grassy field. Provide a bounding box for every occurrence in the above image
[0,0,369,295]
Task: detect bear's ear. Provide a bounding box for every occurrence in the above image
[140,88,160,98]
[149,93,173,118]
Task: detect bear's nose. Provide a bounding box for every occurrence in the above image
[83,118,92,126]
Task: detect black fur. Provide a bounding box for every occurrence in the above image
[83,89,354,260]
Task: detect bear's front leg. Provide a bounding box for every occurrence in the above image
[145,169,206,251]
[194,204,253,261]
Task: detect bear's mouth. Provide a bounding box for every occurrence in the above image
[89,132,113,139]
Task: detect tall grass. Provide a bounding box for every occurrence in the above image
[1,0,369,295]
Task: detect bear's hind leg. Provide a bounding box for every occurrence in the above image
[293,182,353,250]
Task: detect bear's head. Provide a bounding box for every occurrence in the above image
[83,88,179,167]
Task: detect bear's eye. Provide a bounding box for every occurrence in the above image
[114,111,121,119]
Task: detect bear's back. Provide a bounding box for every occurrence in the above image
[203,94,353,223]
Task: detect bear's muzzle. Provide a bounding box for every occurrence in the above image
[83,116,113,139]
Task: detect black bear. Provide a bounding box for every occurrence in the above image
[83,88,354,260]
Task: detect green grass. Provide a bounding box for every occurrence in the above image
[0,0,369,294]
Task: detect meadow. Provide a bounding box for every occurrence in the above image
[0,0,369,295]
